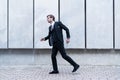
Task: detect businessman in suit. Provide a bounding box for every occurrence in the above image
[41,14,79,74]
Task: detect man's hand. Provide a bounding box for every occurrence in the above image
[66,38,70,44]
[40,38,45,41]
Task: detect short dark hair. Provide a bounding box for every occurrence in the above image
[47,14,55,21]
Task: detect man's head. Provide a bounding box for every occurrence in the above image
[47,14,55,23]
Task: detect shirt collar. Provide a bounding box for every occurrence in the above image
[51,21,55,26]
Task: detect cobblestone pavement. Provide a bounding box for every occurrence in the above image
[0,65,120,80]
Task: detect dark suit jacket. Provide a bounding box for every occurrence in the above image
[44,21,70,46]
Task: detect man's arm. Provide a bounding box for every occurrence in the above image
[58,21,70,39]
[58,21,70,43]
[40,33,50,41]
[40,28,50,41]
[44,33,50,40]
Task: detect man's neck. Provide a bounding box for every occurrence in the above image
[50,21,55,25]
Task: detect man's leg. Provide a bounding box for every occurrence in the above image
[51,45,58,71]
[58,43,79,72]
[58,43,77,66]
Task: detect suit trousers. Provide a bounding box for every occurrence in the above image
[51,41,77,71]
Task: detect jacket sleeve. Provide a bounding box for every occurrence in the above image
[44,27,50,40]
[58,21,70,38]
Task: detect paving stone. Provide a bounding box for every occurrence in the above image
[0,65,120,80]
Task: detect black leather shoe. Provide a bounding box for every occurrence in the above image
[49,71,59,74]
[72,65,80,72]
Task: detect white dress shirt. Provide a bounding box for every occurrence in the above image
[50,21,55,30]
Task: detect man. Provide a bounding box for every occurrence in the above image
[41,14,79,74]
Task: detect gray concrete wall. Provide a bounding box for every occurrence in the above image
[1,0,120,49]
[0,0,120,66]
[0,49,120,66]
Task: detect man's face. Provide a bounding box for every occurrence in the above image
[47,16,53,23]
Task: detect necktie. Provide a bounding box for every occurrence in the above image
[50,25,54,31]
[50,25,53,46]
